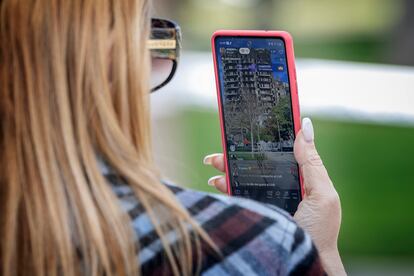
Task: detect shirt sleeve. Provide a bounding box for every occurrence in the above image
[168,185,326,276]
[110,177,326,276]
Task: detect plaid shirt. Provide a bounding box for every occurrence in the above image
[103,163,325,275]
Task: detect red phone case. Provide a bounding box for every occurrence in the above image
[211,30,304,199]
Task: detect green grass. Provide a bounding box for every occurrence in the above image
[293,35,389,63]
[173,108,414,259]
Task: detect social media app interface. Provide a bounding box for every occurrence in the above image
[215,36,301,213]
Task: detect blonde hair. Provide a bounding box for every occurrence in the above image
[0,0,211,275]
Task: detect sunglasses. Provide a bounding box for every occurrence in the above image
[148,18,181,92]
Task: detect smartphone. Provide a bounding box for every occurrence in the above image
[211,30,303,214]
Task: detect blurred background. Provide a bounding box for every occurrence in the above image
[150,0,414,275]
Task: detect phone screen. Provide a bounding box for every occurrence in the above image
[214,36,301,213]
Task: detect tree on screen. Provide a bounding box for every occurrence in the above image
[238,87,264,153]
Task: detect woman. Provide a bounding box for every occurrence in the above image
[0,0,345,275]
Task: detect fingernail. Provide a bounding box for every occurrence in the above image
[208,175,222,186]
[203,153,220,165]
[302,117,314,143]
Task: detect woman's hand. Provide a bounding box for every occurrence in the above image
[203,153,227,192]
[203,118,346,275]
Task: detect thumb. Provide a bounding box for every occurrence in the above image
[294,118,334,196]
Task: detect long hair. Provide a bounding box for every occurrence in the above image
[0,0,210,275]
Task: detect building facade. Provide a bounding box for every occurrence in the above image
[220,47,289,144]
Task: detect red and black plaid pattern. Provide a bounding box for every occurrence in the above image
[103,159,326,275]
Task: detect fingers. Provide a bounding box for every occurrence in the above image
[294,118,335,196]
[203,153,225,172]
[207,175,228,193]
[204,153,228,193]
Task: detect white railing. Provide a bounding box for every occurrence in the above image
[151,51,414,126]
